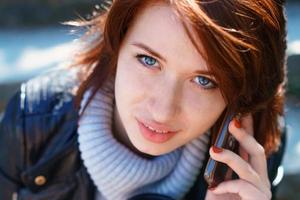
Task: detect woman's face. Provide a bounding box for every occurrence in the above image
[114,3,226,156]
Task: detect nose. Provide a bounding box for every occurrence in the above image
[147,81,181,123]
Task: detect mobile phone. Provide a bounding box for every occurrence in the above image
[204,110,240,188]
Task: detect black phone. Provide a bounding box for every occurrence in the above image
[204,110,240,188]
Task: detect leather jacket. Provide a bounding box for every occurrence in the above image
[0,68,286,200]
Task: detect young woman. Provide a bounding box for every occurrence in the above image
[0,0,287,199]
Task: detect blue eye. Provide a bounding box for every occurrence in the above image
[193,76,216,90]
[136,54,158,68]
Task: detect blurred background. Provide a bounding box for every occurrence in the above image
[0,0,299,199]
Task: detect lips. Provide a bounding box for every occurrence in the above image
[137,121,177,143]
[136,118,178,133]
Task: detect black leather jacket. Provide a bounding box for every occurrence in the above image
[0,69,286,200]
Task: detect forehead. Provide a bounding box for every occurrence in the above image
[122,3,209,72]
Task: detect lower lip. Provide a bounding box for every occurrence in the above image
[137,120,177,143]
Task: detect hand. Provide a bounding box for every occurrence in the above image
[205,114,272,200]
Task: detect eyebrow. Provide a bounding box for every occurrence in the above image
[131,42,167,63]
[131,42,215,76]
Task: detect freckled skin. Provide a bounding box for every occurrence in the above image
[113,3,226,156]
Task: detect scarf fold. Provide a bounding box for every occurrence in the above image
[77,78,210,200]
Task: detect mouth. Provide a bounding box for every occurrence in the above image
[136,118,179,143]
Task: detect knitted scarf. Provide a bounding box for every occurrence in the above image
[77,78,210,200]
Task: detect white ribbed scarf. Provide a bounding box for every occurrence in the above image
[77,78,210,200]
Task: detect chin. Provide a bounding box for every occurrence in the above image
[134,142,175,156]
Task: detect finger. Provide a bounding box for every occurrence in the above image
[205,189,238,200]
[229,118,269,186]
[240,113,254,136]
[211,179,272,200]
[210,147,266,192]
[239,145,249,162]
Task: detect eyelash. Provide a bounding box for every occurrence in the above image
[135,54,217,90]
[136,54,159,69]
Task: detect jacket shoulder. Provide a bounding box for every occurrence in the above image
[19,67,80,161]
[22,67,80,115]
[0,66,81,171]
[0,67,83,198]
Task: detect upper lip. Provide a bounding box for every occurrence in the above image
[137,118,179,133]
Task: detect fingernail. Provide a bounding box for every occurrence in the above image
[234,118,241,128]
[212,146,223,153]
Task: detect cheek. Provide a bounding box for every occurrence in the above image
[114,54,148,115]
[116,56,136,89]
[183,89,226,135]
